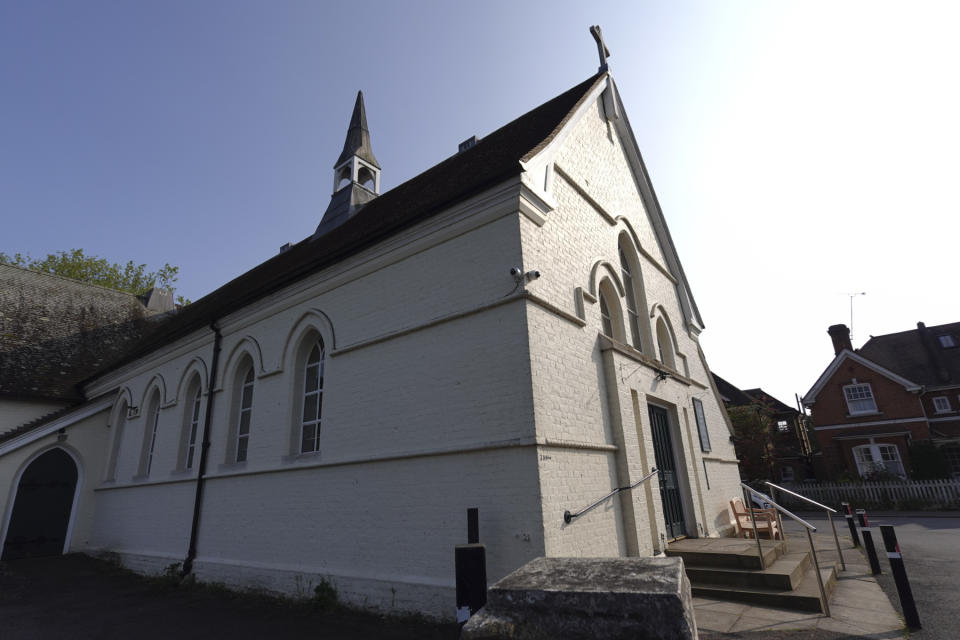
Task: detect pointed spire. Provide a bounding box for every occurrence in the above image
[335,91,379,169]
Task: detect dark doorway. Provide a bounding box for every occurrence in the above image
[2,448,78,560]
[648,405,686,540]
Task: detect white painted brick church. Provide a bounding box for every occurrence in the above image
[0,52,741,617]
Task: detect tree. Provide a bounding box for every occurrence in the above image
[0,249,189,304]
[728,404,775,483]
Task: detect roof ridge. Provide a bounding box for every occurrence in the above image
[0,262,146,299]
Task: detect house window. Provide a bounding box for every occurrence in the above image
[938,335,958,348]
[852,443,905,477]
[145,399,161,476]
[618,246,642,351]
[933,396,951,414]
[300,340,325,453]
[185,385,202,469]
[692,397,711,453]
[781,466,795,482]
[777,420,789,433]
[843,383,877,415]
[655,316,676,370]
[235,366,254,462]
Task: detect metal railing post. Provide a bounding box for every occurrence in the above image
[743,485,765,570]
[806,527,831,617]
[827,511,845,570]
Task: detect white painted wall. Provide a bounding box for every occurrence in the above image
[0,398,68,432]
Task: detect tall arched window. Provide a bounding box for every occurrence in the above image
[619,246,642,350]
[300,339,325,453]
[139,389,161,476]
[597,279,626,343]
[105,399,128,481]
[656,316,677,370]
[182,379,202,470]
[235,365,255,462]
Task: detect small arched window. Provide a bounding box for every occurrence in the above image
[597,279,626,343]
[656,316,677,370]
[300,339,325,453]
[235,365,255,462]
[599,291,614,337]
[106,399,128,481]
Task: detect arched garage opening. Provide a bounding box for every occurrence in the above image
[2,448,79,560]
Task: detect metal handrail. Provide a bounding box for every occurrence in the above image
[564,468,657,524]
[766,481,845,572]
[740,483,831,617]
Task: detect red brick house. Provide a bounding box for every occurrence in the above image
[803,322,960,480]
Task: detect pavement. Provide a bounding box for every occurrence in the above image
[695,518,906,639]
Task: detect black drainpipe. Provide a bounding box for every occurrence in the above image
[182,322,222,576]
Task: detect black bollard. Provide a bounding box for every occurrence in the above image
[842,502,861,547]
[856,509,882,575]
[880,525,921,630]
[455,508,487,625]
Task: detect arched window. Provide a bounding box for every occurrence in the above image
[300,339,325,453]
[235,365,255,462]
[105,399,128,481]
[598,279,626,343]
[139,389,161,476]
[181,377,203,470]
[619,245,642,350]
[656,316,677,370]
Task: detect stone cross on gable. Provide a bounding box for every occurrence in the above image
[590,25,611,72]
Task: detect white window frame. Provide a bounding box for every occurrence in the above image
[843,383,878,415]
[852,443,905,477]
[777,420,789,433]
[599,291,614,338]
[145,402,160,476]
[618,246,642,351]
[933,396,951,414]
[300,340,325,454]
[235,366,254,462]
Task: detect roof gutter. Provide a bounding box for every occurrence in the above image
[182,321,222,576]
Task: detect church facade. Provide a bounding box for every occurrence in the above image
[1,69,741,617]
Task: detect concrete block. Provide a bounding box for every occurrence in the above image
[461,556,698,639]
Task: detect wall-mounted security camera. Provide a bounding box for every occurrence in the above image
[525,270,541,281]
[510,267,522,278]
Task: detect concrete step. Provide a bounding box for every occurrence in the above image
[691,564,838,613]
[665,537,785,570]
[684,551,811,590]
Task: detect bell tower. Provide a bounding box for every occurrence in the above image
[314,91,381,237]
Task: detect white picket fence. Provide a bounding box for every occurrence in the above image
[780,479,960,510]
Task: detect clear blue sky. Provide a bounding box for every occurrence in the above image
[2,1,958,405]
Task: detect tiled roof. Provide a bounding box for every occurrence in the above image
[711,373,756,406]
[0,264,166,401]
[858,321,960,387]
[87,73,605,381]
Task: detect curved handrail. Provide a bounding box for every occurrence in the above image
[765,482,836,513]
[564,468,657,524]
[741,483,816,530]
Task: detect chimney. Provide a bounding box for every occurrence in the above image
[828,324,852,355]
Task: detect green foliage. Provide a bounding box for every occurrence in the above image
[728,405,775,482]
[908,442,951,480]
[312,577,339,611]
[0,249,184,300]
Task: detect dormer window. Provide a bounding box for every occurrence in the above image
[843,383,877,415]
[933,396,951,414]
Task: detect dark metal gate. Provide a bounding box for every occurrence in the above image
[648,405,686,540]
[2,448,78,560]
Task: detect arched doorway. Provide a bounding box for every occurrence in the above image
[2,448,79,560]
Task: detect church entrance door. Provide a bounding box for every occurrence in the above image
[2,448,78,560]
[648,405,686,540]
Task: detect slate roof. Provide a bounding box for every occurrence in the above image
[742,388,796,414]
[0,265,168,401]
[711,373,756,406]
[335,91,380,169]
[858,321,960,387]
[89,72,605,381]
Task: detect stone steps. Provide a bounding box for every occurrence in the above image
[666,538,836,613]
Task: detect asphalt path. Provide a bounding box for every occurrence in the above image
[800,512,960,640]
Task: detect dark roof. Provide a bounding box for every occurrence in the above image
[335,91,380,169]
[711,373,756,406]
[0,265,166,401]
[742,388,796,414]
[88,72,605,382]
[858,321,960,387]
